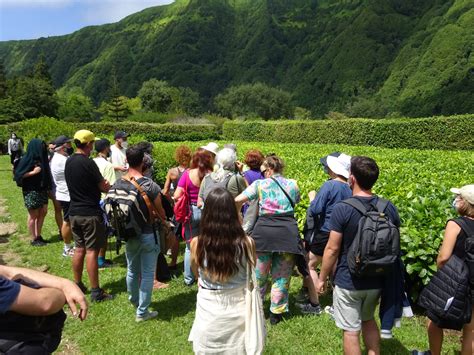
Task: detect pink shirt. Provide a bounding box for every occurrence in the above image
[177,169,200,203]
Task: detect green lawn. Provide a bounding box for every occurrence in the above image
[0,153,461,354]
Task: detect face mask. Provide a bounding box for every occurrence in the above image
[66,147,74,156]
[452,197,460,210]
[121,141,128,149]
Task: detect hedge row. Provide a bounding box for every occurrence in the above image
[1,117,220,144]
[222,114,474,150]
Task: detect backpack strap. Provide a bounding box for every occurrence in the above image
[271,176,295,209]
[342,197,368,215]
[452,217,474,238]
[375,198,389,213]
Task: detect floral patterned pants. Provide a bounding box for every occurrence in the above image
[255,252,295,314]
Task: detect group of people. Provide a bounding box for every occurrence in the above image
[1,130,473,355]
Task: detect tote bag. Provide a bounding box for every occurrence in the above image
[245,250,266,355]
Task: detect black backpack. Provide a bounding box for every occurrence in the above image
[454,217,474,288]
[418,254,472,330]
[343,197,400,277]
[103,178,148,243]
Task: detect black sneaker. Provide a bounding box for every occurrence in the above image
[270,312,283,325]
[37,236,48,244]
[91,288,114,302]
[76,281,88,294]
[31,238,47,247]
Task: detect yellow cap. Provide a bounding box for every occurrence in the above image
[73,130,98,144]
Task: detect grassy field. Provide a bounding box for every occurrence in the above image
[0,146,463,354]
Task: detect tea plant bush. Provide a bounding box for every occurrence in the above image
[152,141,474,295]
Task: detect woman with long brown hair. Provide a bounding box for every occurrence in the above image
[189,187,256,354]
[174,148,213,286]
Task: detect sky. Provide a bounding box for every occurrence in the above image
[0,0,174,41]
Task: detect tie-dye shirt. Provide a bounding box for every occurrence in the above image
[243,174,300,216]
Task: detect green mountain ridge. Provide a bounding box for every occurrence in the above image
[1,0,473,117]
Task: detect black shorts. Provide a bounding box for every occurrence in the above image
[306,231,330,256]
[59,201,70,222]
[70,215,106,250]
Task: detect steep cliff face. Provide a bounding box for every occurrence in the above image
[1,0,472,116]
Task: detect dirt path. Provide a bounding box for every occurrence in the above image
[0,198,21,266]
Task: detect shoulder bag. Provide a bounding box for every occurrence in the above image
[245,243,266,355]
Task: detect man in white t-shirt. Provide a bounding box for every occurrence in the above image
[50,135,74,257]
[110,130,129,181]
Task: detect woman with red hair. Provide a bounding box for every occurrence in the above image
[174,148,213,286]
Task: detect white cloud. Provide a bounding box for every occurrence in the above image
[81,1,174,24]
[0,0,73,8]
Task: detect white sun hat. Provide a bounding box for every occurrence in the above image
[326,153,351,179]
[200,142,219,155]
[450,184,474,205]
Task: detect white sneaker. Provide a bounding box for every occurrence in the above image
[62,247,74,257]
[381,329,393,339]
[136,311,158,323]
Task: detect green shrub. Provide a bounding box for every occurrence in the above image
[222,114,474,150]
[3,117,220,144]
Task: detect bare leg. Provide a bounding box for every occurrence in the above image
[61,221,72,244]
[428,320,443,355]
[72,247,86,283]
[36,204,48,237]
[85,248,100,289]
[27,209,40,240]
[52,198,62,232]
[343,330,362,355]
[461,311,473,355]
[307,252,322,304]
[361,319,380,355]
[98,248,107,259]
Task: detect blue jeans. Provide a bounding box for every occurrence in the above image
[125,232,160,316]
[184,205,201,285]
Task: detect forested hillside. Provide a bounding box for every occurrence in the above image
[0,0,473,117]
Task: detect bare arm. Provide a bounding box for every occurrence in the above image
[0,265,88,320]
[162,169,176,197]
[173,186,184,201]
[10,285,66,316]
[235,193,249,211]
[437,221,461,268]
[98,179,110,193]
[23,166,41,178]
[317,231,343,293]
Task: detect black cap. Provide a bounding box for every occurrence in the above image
[95,138,111,152]
[114,130,129,140]
[53,135,72,147]
[320,152,341,168]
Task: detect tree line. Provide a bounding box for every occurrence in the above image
[0,57,315,123]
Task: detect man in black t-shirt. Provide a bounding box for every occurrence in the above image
[317,156,400,355]
[65,130,113,302]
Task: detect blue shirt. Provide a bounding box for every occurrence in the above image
[309,179,352,233]
[0,277,21,313]
[329,195,400,290]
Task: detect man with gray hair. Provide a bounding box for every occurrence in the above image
[197,147,246,208]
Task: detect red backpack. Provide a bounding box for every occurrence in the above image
[173,171,191,225]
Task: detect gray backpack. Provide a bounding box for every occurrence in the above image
[201,172,242,202]
[344,197,400,277]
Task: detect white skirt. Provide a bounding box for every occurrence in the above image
[189,286,246,355]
